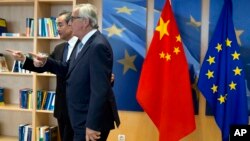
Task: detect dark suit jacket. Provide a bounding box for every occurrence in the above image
[23,42,69,119]
[42,31,120,132]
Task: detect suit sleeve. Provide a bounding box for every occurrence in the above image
[22,45,61,73]
[22,57,47,73]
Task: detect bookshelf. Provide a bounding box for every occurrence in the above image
[0,0,94,140]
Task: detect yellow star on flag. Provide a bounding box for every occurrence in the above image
[156,17,170,40]
[165,53,171,61]
[211,84,218,93]
[104,24,124,37]
[225,38,232,47]
[215,43,222,52]
[233,66,242,76]
[176,35,181,42]
[207,56,215,65]
[159,51,165,59]
[115,6,134,15]
[206,70,214,79]
[118,50,137,74]
[173,47,180,55]
[217,94,227,104]
[229,81,237,90]
[231,51,240,60]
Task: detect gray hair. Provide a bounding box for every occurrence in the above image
[59,10,72,24]
[75,4,99,29]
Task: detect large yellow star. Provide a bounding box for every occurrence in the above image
[231,51,240,60]
[215,43,222,52]
[211,84,218,93]
[118,50,137,74]
[229,81,237,90]
[115,6,135,15]
[217,94,227,104]
[104,24,124,37]
[206,70,214,79]
[155,17,170,40]
[206,56,215,65]
[233,66,242,76]
[225,38,232,47]
[235,29,244,46]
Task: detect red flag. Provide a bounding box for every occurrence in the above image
[136,0,195,140]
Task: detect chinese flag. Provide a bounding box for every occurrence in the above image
[136,0,196,140]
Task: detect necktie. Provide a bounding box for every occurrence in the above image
[75,41,83,59]
[63,43,69,62]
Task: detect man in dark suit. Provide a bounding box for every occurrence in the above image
[8,11,77,141]
[22,4,120,141]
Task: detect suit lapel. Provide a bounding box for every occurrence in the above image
[67,32,98,77]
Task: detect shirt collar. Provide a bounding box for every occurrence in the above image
[81,29,97,45]
[68,36,78,49]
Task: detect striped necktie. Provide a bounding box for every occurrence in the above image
[75,41,83,58]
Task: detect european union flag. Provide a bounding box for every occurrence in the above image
[102,0,146,111]
[197,0,249,140]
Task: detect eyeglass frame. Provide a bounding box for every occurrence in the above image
[69,16,84,22]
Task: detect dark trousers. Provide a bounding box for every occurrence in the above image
[57,116,74,141]
[73,129,110,141]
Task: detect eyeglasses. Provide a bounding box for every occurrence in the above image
[69,16,83,22]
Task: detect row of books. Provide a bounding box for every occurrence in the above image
[19,88,33,109]
[19,124,58,141]
[19,124,32,141]
[37,90,55,111]
[26,18,34,37]
[19,88,55,111]
[38,17,58,37]
[0,17,58,37]
[12,60,32,74]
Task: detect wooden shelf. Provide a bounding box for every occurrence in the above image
[0,0,34,5]
[0,104,32,112]
[36,109,53,113]
[37,36,60,40]
[36,73,56,77]
[0,135,17,141]
[0,72,33,76]
[0,36,34,40]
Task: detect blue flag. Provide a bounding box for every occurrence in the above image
[197,0,249,140]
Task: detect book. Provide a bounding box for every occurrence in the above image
[0,53,9,72]
[1,32,23,37]
[0,87,4,105]
[0,18,7,35]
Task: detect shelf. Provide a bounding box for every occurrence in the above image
[0,72,33,76]
[38,0,73,4]
[37,36,60,40]
[36,73,56,77]
[0,36,34,40]
[0,104,32,112]
[36,109,53,114]
[0,135,17,141]
[0,0,34,5]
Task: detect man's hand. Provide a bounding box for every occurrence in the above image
[28,52,48,67]
[6,49,26,62]
[86,127,101,141]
